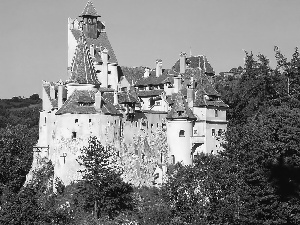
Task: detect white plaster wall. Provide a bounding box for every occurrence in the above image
[205,123,227,154]
[167,120,193,165]
[67,27,78,68]
[50,113,121,185]
[193,107,206,121]
[108,64,118,90]
[42,86,52,111]
[206,108,226,122]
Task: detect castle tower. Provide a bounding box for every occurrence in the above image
[166,92,196,165]
[79,1,100,39]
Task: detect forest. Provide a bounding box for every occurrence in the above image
[0,47,300,224]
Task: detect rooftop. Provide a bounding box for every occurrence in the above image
[80,1,100,17]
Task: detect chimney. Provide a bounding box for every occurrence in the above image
[90,44,94,57]
[174,75,182,93]
[50,86,56,99]
[113,91,118,105]
[144,67,150,78]
[180,52,187,74]
[57,80,64,109]
[101,48,108,88]
[187,78,194,108]
[156,59,162,77]
[94,90,102,110]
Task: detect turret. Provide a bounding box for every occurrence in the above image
[156,59,162,77]
[166,92,196,165]
[101,48,109,88]
[79,1,100,39]
[180,52,187,74]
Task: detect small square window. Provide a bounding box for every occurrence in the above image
[179,130,185,137]
[75,119,78,123]
[72,132,77,139]
[212,129,215,136]
[194,130,198,135]
[89,119,92,123]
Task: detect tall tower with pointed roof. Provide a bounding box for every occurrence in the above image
[166,92,196,165]
[68,1,119,89]
[79,1,100,39]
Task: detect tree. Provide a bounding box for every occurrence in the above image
[0,125,37,200]
[75,136,134,219]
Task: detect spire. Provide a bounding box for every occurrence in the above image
[80,1,100,17]
[166,92,196,120]
[69,35,100,85]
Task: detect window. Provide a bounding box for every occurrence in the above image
[108,85,112,88]
[121,87,127,92]
[179,130,185,137]
[45,117,46,124]
[212,129,215,136]
[215,110,218,117]
[171,155,175,164]
[75,119,78,123]
[155,101,161,106]
[89,119,92,123]
[72,132,77,139]
[218,129,222,136]
[194,130,198,135]
[178,111,183,116]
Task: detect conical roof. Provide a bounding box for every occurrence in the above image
[69,35,100,85]
[167,92,196,120]
[80,1,100,17]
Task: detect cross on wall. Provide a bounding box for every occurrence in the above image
[60,153,67,164]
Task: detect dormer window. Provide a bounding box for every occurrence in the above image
[179,130,185,137]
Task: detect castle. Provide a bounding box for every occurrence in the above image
[36,1,228,185]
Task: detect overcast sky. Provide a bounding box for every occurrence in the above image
[0,0,300,98]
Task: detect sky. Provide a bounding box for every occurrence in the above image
[0,0,300,99]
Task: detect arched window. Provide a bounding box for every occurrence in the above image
[171,155,175,164]
[179,130,185,137]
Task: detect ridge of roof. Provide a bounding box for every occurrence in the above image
[166,92,196,120]
[56,89,121,115]
[172,55,215,74]
[69,35,100,85]
[137,89,165,97]
[80,1,100,17]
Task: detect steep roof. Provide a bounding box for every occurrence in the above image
[194,88,228,108]
[135,71,174,87]
[118,66,144,85]
[55,89,121,115]
[137,89,165,97]
[43,85,58,108]
[167,92,196,120]
[69,36,100,85]
[71,29,118,64]
[172,55,215,74]
[80,1,100,17]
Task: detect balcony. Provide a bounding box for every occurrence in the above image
[190,135,205,144]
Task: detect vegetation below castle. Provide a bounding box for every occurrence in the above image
[1,48,300,224]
